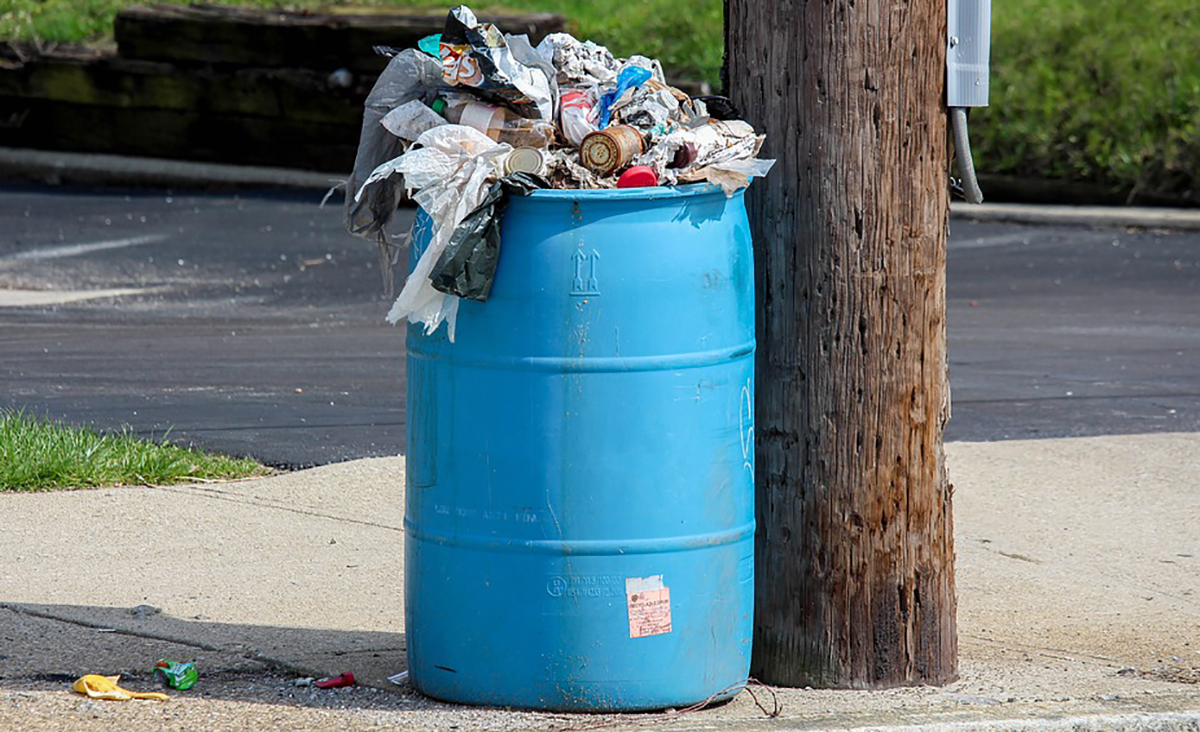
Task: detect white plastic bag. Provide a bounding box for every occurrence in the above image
[358,125,511,340]
[381,99,447,142]
[344,49,442,242]
[700,158,777,196]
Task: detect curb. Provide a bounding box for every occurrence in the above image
[0,147,343,192]
[820,712,1200,732]
[6,147,1200,233]
[951,201,1200,231]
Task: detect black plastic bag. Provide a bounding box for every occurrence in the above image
[429,172,547,301]
[345,50,442,242]
[694,95,741,121]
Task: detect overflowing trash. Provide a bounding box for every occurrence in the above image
[346,5,774,338]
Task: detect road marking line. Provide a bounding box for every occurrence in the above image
[0,234,167,263]
[0,288,150,307]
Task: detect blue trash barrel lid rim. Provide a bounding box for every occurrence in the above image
[526,182,728,201]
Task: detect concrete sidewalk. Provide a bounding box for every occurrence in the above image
[1,433,1198,731]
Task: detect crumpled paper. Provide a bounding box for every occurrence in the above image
[634,119,774,195]
[693,158,777,195]
[545,149,616,189]
[535,32,618,86]
[358,124,512,340]
[612,86,681,142]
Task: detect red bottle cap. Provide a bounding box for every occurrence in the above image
[314,672,355,688]
[617,166,659,188]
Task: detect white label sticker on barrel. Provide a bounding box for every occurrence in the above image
[626,575,672,638]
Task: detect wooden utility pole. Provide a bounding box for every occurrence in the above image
[724,0,958,687]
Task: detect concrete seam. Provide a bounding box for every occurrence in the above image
[140,483,403,532]
[834,712,1200,732]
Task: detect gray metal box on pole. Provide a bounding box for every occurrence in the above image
[947,0,991,107]
[946,0,991,202]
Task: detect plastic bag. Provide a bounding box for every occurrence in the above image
[559,88,599,146]
[429,172,548,301]
[370,124,512,339]
[344,49,442,295]
[381,99,447,142]
[621,55,666,85]
[694,95,741,121]
[439,6,556,121]
[345,49,442,242]
[696,158,777,196]
[595,65,652,129]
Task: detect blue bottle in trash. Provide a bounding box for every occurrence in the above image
[405,183,755,711]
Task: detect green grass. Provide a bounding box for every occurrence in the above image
[973,0,1200,198]
[0,408,270,491]
[0,0,725,84]
[2,0,1198,198]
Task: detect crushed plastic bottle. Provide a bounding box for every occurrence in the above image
[438,96,556,148]
[152,660,198,691]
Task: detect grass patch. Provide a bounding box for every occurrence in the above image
[0,0,725,84]
[2,0,1197,198]
[0,408,270,491]
[973,0,1200,199]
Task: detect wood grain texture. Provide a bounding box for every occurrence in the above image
[725,0,957,688]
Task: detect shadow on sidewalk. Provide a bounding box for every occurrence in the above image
[0,602,410,708]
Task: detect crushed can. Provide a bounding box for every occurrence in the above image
[152,660,198,690]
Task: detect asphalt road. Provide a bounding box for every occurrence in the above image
[0,184,408,467]
[2,183,1198,466]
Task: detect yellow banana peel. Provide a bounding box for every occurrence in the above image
[72,674,169,702]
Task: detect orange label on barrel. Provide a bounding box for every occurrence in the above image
[626,576,672,638]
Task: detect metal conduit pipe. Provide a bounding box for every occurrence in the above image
[950,107,984,204]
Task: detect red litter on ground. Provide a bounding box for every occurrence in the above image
[314,673,355,688]
[617,166,658,188]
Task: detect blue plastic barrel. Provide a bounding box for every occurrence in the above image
[405,183,755,712]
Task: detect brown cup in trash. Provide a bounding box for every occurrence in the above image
[580,125,644,177]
